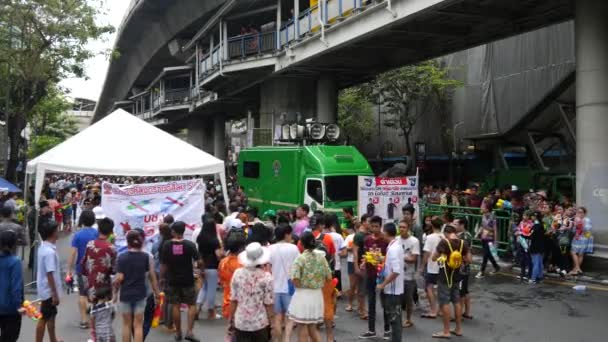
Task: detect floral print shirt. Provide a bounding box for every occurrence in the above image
[290,250,331,290]
[80,239,116,299]
[230,267,273,332]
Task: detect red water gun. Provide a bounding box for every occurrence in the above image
[21,300,42,321]
[151,292,165,328]
[65,274,74,294]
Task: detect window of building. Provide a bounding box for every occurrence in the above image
[243,161,260,178]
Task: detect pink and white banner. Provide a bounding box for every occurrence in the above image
[101,179,205,248]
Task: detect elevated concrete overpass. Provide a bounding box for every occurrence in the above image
[94,0,608,258]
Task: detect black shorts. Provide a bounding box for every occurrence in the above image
[40,298,58,320]
[166,285,196,305]
[459,275,470,296]
[425,273,438,287]
[347,262,355,275]
[77,273,88,296]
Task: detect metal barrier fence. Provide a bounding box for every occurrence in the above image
[420,204,512,256]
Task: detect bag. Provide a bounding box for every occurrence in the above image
[315,233,335,269]
[488,242,499,260]
[518,236,529,251]
[287,279,296,296]
[558,231,572,247]
[444,238,464,270]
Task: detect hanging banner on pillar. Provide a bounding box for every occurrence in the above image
[101,179,205,250]
[358,174,419,222]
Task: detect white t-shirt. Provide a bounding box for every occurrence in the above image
[383,240,404,295]
[328,232,344,271]
[398,235,420,281]
[343,233,355,262]
[269,242,300,294]
[423,232,443,274]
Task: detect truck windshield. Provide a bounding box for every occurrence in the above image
[325,176,358,202]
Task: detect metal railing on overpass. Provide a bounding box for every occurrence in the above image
[228,31,277,59]
[197,0,374,82]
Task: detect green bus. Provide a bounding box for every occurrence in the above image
[237,145,373,215]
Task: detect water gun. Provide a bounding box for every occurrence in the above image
[151,292,165,328]
[65,274,74,295]
[22,300,42,321]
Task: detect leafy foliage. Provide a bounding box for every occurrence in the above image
[0,0,114,180]
[369,60,462,156]
[337,87,375,148]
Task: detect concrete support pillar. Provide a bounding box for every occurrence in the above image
[316,75,338,123]
[187,116,214,155]
[213,115,226,160]
[576,0,608,258]
[259,77,317,129]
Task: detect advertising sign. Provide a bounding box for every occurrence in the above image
[358,175,419,222]
[101,179,205,249]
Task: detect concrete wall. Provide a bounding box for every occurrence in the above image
[357,21,576,160]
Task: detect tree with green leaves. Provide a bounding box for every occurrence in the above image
[369,60,462,157]
[337,87,375,149]
[28,84,78,158]
[0,0,113,181]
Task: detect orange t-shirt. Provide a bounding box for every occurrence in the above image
[218,254,241,319]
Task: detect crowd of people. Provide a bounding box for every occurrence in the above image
[420,183,594,280]
[0,174,598,342]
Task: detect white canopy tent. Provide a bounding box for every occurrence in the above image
[26,108,229,205]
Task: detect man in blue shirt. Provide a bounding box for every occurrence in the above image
[67,209,98,329]
[0,230,24,342]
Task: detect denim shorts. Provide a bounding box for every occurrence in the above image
[347,262,355,275]
[273,293,292,314]
[120,299,147,314]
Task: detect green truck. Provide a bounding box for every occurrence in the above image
[237,145,373,214]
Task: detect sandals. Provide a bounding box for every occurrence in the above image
[403,321,414,328]
[421,313,437,319]
[463,314,473,320]
[450,330,463,337]
[359,314,368,320]
[345,305,353,312]
[432,332,451,339]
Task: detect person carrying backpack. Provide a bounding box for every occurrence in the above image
[297,214,335,268]
[431,225,471,339]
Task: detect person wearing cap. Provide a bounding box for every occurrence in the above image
[0,230,24,342]
[67,210,99,329]
[92,206,106,230]
[229,242,274,341]
[263,209,277,229]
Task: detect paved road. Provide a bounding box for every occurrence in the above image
[18,233,608,341]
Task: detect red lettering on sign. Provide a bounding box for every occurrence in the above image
[375,178,407,186]
[144,215,158,223]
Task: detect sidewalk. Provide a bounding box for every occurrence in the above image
[471,254,608,286]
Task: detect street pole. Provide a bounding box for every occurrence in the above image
[450,121,464,186]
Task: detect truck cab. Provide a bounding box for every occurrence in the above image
[237,145,373,215]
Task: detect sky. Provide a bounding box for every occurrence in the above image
[59,0,130,102]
